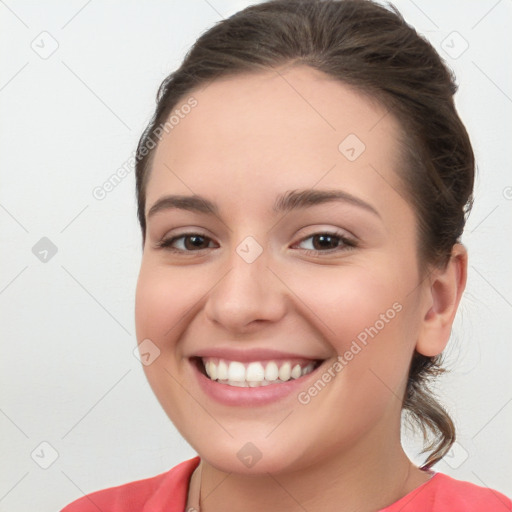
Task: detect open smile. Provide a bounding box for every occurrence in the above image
[190,356,329,406]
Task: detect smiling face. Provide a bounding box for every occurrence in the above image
[135,65,432,475]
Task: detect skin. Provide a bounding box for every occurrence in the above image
[135,65,467,512]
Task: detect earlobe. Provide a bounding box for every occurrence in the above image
[416,244,468,357]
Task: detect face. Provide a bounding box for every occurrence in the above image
[135,65,430,475]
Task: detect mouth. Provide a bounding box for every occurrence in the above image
[191,356,324,388]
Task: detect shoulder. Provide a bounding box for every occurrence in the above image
[59,456,201,512]
[431,473,512,511]
[383,471,512,512]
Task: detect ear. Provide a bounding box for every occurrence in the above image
[416,243,468,357]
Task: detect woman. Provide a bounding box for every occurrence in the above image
[62,0,512,510]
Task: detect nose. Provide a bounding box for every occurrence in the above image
[204,240,287,333]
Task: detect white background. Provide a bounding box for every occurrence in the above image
[1,1,511,510]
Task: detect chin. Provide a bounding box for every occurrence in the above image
[191,434,313,476]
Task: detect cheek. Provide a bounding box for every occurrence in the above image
[134,263,206,345]
[134,263,201,427]
[286,263,408,343]
[284,260,419,388]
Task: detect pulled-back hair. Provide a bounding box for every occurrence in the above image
[135,0,474,468]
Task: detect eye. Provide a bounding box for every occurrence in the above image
[155,230,356,256]
[156,232,217,253]
[294,231,356,255]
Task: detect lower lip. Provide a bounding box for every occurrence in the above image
[191,358,326,406]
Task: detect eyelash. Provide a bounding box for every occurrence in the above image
[156,231,357,257]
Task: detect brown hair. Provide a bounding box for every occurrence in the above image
[135,0,474,469]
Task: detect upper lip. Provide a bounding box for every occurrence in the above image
[190,347,325,362]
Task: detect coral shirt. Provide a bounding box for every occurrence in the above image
[61,456,512,511]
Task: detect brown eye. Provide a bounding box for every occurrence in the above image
[157,233,216,252]
[182,234,210,250]
[310,234,342,250]
[296,231,356,255]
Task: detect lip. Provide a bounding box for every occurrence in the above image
[190,356,328,406]
[190,347,324,362]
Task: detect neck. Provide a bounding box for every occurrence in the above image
[196,423,430,512]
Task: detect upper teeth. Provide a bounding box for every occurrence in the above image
[202,358,316,387]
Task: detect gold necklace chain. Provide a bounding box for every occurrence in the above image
[185,460,202,512]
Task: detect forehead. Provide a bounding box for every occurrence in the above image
[146,65,406,215]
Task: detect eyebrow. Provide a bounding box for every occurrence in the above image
[147,188,380,219]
